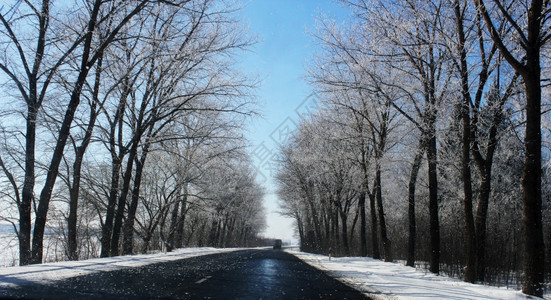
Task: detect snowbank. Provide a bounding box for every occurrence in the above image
[287,250,544,300]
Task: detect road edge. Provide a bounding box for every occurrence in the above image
[284,249,396,300]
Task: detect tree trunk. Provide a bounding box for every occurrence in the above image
[361,148,379,259]
[208,219,218,246]
[368,191,380,259]
[474,171,491,281]
[521,69,544,297]
[141,232,152,254]
[100,90,127,257]
[219,215,228,247]
[462,99,476,283]
[67,54,103,261]
[426,129,440,274]
[16,0,47,267]
[122,148,149,255]
[359,148,369,257]
[473,83,511,281]
[31,84,84,264]
[19,104,37,266]
[349,203,360,251]
[375,166,391,262]
[306,187,323,252]
[30,0,103,265]
[166,200,180,252]
[340,211,350,256]
[407,139,424,267]
[333,208,339,255]
[358,191,367,257]
[296,213,305,250]
[454,0,476,282]
[174,191,188,248]
[100,149,123,257]
[474,0,545,295]
[67,151,84,261]
[110,141,139,256]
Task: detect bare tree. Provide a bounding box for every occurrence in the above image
[81,0,257,256]
[307,24,403,260]
[0,0,84,266]
[473,0,551,296]
[0,0,156,265]
[447,0,521,282]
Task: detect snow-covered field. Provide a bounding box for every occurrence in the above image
[287,250,546,300]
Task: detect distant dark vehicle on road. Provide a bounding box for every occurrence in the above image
[273,239,282,250]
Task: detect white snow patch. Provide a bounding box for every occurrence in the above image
[0,234,19,267]
[0,247,245,288]
[287,250,545,300]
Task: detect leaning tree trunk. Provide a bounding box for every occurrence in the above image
[67,54,103,261]
[100,88,127,257]
[110,140,139,256]
[31,65,93,264]
[122,146,149,255]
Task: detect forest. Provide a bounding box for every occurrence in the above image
[0,0,265,268]
[275,0,551,297]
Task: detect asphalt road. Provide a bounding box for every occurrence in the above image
[0,249,368,299]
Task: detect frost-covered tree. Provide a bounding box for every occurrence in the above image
[472,0,551,296]
[277,1,549,294]
[447,0,521,283]
[0,0,260,265]
[0,0,161,265]
[307,20,404,260]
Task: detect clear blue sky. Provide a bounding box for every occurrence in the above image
[238,0,350,242]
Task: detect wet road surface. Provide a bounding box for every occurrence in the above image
[0,249,368,299]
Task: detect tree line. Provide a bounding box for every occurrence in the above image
[0,0,264,266]
[276,0,550,297]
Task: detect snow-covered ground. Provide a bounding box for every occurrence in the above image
[0,245,547,299]
[287,250,546,300]
[0,247,244,288]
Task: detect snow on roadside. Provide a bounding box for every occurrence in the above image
[0,247,244,288]
[287,250,544,300]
